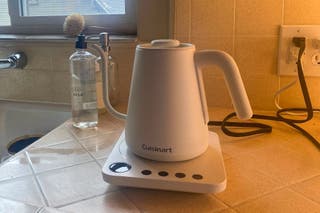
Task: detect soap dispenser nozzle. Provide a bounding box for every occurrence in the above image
[99,32,110,52]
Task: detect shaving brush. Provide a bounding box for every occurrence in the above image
[63,13,85,37]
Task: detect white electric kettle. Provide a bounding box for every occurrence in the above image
[103,39,252,162]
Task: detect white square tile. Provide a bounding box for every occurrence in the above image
[60,191,139,213]
[121,188,228,212]
[0,197,39,213]
[80,131,122,159]
[97,158,107,167]
[291,175,320,204]
[38,206,68,213]
[37,161,117,207]
[27,140,93,173]
[65,115,120,140]
[234,189,320,213]
[98,113,125,130]
[235,144,320,185]
[0,176,45,206]
[31,125,74,148]
[214,158,283,206]
[218,209,237,213]
[0,152,32,181]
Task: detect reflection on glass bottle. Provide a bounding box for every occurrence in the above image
[108,55,120,106]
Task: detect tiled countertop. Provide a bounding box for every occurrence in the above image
[0,109,319,212]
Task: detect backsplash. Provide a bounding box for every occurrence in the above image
[0,40,136,105]
[1,0,320,111]
[173,0,320,110]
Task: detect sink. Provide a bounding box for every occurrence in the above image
[0,100,71,162]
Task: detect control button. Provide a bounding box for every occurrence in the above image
[192,174,203,180]
[158,171,169,177]
[141,170,152,175]
[109,162,132,173]
[175,173,186,178]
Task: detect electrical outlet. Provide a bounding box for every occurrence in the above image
[278,25,320,77]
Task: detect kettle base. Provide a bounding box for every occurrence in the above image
[102,130,226,194]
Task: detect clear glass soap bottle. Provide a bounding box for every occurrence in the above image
[69,34,98,129]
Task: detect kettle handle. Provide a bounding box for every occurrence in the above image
[194,50,253,120]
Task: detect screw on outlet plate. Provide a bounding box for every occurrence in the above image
[311,52,320,65]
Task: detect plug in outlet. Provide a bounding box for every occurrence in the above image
[278,25,320,77]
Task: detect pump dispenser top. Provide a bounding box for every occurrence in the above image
[75,34,87,49]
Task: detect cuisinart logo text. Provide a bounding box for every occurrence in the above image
[142,144,172,153]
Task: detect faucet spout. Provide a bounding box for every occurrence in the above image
[99,32,110,52]
[0,52,27,69]
[0,59,15,69]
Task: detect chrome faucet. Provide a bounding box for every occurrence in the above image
[99,32,110,53]
[0,52,27,69]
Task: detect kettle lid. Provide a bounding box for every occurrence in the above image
[138,39,194,50]
[150,39,180,48]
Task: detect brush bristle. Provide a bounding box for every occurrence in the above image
[63,13,85,37]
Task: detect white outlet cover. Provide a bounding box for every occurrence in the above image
[278,25,320,77]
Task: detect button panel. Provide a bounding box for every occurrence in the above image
[141,170,152,175]
[175,173,186,178]
[109,162,204,180]
[192,174,203,180]
[158,171,169,177]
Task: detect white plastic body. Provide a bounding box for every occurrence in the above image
[278,25,320,77]
[125,42,252,162]
[102,131,226,194]
[101,40,252,162]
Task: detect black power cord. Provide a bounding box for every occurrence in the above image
[208,37,320,151]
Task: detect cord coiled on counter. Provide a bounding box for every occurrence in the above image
[208,37,320,151]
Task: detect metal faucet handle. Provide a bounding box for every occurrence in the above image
[0,52,27,69]
[9,52,27,69]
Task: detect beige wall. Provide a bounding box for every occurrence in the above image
[1,0,320,111]
[0,0,170,106]
[0,41,136,105]
[172,0,320,110]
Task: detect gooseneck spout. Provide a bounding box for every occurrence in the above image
[92,33,127,119]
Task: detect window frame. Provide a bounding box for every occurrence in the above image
[0,0,136,35]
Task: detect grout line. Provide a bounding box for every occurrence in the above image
[29,138,75,150]
[0,173,36,184]
[281,0,285,25]
[208,193,232,210]
[54,190,119,209]
[118,188,144,213]
[286,173,320,187]
[230,185,288,208]
[232,0,236,56]
[0,194,41,208]
[30,159,96,176]
[188,0,191,42]
[24,151,50,207]
[229,174,320,208]
[289,182,320,205]
[66,125,105,167]
[171,0,176,39]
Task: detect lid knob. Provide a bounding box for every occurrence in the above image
[151,39,180,48]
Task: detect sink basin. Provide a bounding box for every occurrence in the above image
[0,100,71,162]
